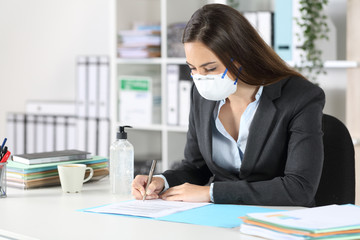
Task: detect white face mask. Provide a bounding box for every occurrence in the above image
[192,69,238,101]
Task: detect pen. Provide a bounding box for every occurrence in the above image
[1,138,7,150]
[0,146,7,159]
[0,151,10,163]
[143,159,157,201]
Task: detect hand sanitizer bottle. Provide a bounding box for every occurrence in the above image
[110,125,134,198]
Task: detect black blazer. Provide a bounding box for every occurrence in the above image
[163,76,325,207]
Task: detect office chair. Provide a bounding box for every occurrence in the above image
[315,114,355,206]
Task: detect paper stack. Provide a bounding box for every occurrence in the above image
[240,204,360,240]
[118,24,161,58]
[6,156,109,189]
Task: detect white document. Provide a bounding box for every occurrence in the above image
[240,224,305,240]
[87,199,211,218]
[246,204,360,232]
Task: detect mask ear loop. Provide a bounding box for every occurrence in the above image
[221,68,228,79]
[233,66,243,85]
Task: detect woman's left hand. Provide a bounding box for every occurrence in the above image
[160,183,211,202]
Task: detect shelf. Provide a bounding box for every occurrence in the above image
[287,60,359,69]
[123,124,163,131]
[166,58,187,64]
[116,58,162,64]
[166,125,188,133]
[120,123,189,133]
[116,57,187,65]
[324,61,358,68]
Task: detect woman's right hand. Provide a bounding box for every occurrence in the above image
[131,175,165,200]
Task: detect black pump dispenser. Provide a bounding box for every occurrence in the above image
[117,126,132,139]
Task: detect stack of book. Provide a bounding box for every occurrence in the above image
[240,204,360,240]
[118,24,161,58]
[6,150,109,189]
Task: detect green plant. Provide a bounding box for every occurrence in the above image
[295,0,330,83]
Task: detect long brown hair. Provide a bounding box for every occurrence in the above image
[182,4,304,86]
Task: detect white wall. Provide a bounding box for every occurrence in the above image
[0,0,349,138]
[0,0,112,138]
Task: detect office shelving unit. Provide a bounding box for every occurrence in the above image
[110,0,359,173]
[110,0,210,172]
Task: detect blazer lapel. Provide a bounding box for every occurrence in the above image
[240,80,284,178]
[201,100,217,164]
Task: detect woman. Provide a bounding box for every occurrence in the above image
[132,4,325,206]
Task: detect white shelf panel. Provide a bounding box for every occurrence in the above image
[118,123,189,133]
[287,60,359,69]
[166,58,187,64]
[166,125,188,133]
[116,57,187,65]
[324,60,358,68]
[122,124,163,131]
[116,58,162,64]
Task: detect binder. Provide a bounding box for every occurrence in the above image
[178,65,192,127]
[35,115,45,153]
[86,57,99,154]
[88,56,98,118]
[55,116,66,151]
[25,115,36,154]
[6,113,16,155]
[98,119,110,157]
[76,56,88,118]
[76,118,87,152]
[98,56,110,119]
[15,114,25,155]
[65,116,77,150]
[257,11,273,47]
[274,0,293,61]
[167,65,180,125]
[243,12,257,30]
[45,116,55,152]
[292,0,304,64]
[178,80,192,126]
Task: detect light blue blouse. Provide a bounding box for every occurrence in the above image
[209,86,263,201]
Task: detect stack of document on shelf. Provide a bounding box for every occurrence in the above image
[6,156,108,189]
[118,24,161,58]
[240,204,360,240]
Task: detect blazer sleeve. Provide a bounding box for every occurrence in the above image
[213,85,325,206]
[162,85,213,186]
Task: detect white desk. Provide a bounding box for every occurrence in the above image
[0,178,301,240]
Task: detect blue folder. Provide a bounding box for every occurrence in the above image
[81,203,280,228]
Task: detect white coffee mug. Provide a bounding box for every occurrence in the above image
[57,164,94,193]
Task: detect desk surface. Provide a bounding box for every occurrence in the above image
[0,178,301,240]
